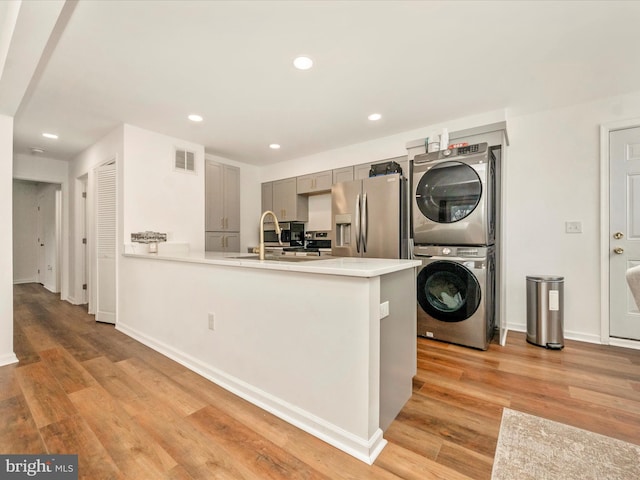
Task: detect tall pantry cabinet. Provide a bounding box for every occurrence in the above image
[205,159,240,252]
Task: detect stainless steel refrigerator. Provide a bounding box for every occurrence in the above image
[331,173,408,259]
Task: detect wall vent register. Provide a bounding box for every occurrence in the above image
[174,148,195,172]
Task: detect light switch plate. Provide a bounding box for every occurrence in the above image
[379,301,389,319]
[565,221,582,233]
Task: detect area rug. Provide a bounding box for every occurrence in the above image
[491,408,640,480]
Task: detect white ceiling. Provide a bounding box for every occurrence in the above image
[2,0,640,166]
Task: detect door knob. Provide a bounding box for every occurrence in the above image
[613,232,624,239]
[614,247,624,254]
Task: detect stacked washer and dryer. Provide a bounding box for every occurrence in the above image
[411,143,499,350]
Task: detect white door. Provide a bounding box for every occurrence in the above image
[610,127,640,340]
[96,162,116,324]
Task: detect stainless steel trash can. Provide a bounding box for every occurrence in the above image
[526,276,564,349]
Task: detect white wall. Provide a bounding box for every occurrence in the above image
[13,154,69,299]
[69,125,124,305]
[260,109,507,182]
[256,91,640,343]
[0,114,17,366]
[504,91,640,342]
[12,180,38,283]
[123,125,205,251]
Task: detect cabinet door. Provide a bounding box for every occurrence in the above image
[224,165,240,231]
[205,161,224,231]
[333,166,354,184]
[262,182,273,213]
[225,233,240,252]
[273,178,297,221]
[313,170,333,192]
[354,163,372,180]
[297,170,332,194]
[296,174,315,194]
[205,232,225,252]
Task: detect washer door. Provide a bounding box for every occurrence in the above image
[415,161,482,223]
[417,260,481,322]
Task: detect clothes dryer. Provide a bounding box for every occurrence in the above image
[415,244,495,350]
[412,143,496,246]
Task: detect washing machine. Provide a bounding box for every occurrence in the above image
[415,244,495,350]
[412,143,497,246]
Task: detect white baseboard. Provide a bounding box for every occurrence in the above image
[608,337,640,350]
[507,323,609,346]
[0,352,19,367]
[13,277,37,284]
[116,321,386,464]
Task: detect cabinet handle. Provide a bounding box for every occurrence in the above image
[220,217,225,229]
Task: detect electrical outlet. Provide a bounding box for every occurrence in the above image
[565,221,582,233]
[379,301,389,319]
[208,313,215,330]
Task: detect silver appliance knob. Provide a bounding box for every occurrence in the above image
[442,247,452,255]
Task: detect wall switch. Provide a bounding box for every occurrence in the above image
[208,313,215,330]
[379,301,390,319]
[565,221,582,233]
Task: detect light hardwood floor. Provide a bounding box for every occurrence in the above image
[3,283,640,479]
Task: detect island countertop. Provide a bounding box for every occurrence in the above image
[123,249,421,278]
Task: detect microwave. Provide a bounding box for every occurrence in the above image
[264,222,305,247]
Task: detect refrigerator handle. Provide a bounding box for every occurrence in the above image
[355,193,361,253]
[362,193,368,253]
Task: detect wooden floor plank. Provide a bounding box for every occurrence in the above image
[188,404,331,480]
[40,414,124,480]
[69,385,178,479]
[0,395,46,453]
[15,361,77,428]
[39,347,98,394]
[116,357,207,417]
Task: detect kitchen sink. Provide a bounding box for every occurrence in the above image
[229,254,328,262]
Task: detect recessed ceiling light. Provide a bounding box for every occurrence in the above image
[30,147,45,154]
[188,114,203,122]
[293,56,313,70]
[368,113,382,121]
[42,132,58,139]
[269,144,281,150]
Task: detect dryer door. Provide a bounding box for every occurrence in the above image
[417,260,481,322]
[415,161,482,224]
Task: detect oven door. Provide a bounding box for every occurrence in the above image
[417,260,481,322]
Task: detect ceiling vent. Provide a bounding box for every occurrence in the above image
[174,148,195,173]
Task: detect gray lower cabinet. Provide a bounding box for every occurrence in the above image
[205,159,240,251]
[205,232,240,252]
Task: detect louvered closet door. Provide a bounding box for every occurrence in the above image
[96,162,116,324]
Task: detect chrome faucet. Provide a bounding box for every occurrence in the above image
[258,210,282,260]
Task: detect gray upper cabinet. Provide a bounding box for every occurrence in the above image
[297,170,333,194]
[261,181,273,213]
[332,166,354,184]
[354,162,373,180]
[270,177,308,222]
[205,160,240,251]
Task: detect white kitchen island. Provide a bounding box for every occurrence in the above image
[118,250,420,464]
